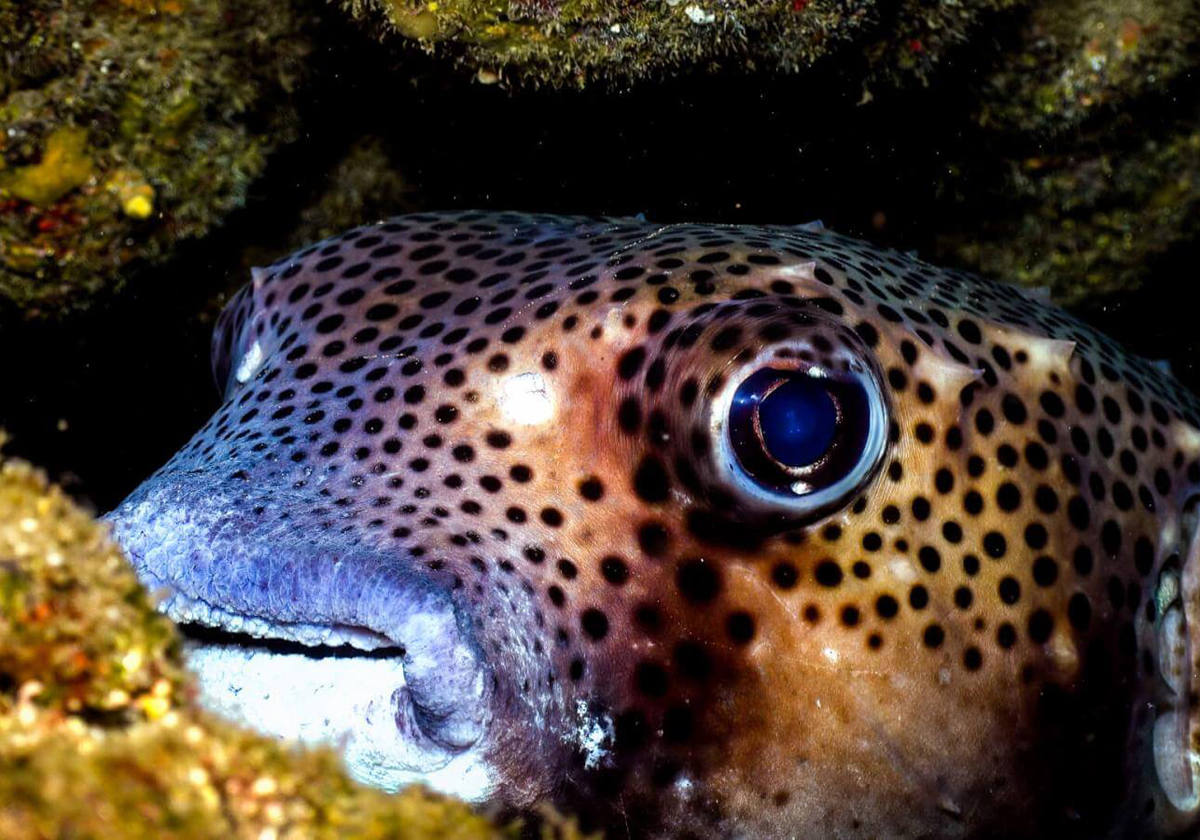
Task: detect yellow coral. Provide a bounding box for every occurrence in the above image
[385,1,441,39]
[0,128,94,206]
[124,193,154,219]
[104,168,156,219]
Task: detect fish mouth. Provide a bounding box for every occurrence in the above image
[153,582,497,800]
[162,587,402,652]
[178,621,406,661]
[105,490,498,802]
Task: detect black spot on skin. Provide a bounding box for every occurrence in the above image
[854,322,879,347]
[676,558,721,602]
[579,477,605,501]
[581,608,609,640]
[772,563,799,589]
[638,522,670,555]
[634,662,669,697]
[1068,593,1092,630]
[999,577,1021,605]
[875,595,899,619]
[1028,609,1054,644]
[673,641,711,681]
[726,611,756,644]
[618,347,647,381]
[601,555,630,585]
[983,532,1007,558]
[618,398,642,434]
[1033,556,1059,587]
[957,319,982,344]
[633,457,671,503]
[815,560,843,587]
[1039,391,1066,418]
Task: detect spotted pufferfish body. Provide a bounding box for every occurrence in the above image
[109,212,1200,839]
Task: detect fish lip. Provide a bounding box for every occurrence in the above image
[152,583,402,653]
[165,591,498,798]
[105,502,496,760]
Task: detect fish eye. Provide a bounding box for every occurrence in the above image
[714,354,888,518]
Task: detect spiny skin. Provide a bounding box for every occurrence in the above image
[109,212,1200,839]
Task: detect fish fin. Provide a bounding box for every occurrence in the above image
[1023,285,1054,303]
[796,219,825,232]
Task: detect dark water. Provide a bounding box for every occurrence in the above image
[1,36,1196,513]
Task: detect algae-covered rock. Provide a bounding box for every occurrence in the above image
[973,0,1200,136]
[342,0,1024,88]
[340,0,1200,106]
[931,0,1200,304]
[0,437,182,718]
[936,108,1200,303]
[0,0,320,318]
[0,442,530,839]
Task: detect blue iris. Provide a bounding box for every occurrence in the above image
[756,376,837,466]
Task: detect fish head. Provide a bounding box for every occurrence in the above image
[108,212,1200,837]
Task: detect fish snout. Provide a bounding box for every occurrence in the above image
[104,475,512,801]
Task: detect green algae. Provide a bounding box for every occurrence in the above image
[345,0,1196,105]
[0,439,182,718]
[0,0,321,318]
[0,128,94,207]
[3,0,1195,318]
[932,0,1200,303]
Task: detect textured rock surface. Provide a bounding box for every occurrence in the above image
[342,0,1024,88]
[0,0,319,317]
[930,0,1200,303]
[937,107,1200,303]
[0,443,575,839]
[972,0,1200,135]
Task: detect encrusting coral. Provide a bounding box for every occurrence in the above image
[0,0,319,317]
[341,0,1025,88]
[0,439,593,839]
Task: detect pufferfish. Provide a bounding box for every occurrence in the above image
[108,211,1200,839]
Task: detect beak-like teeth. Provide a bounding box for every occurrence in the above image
[161,588,397,652]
